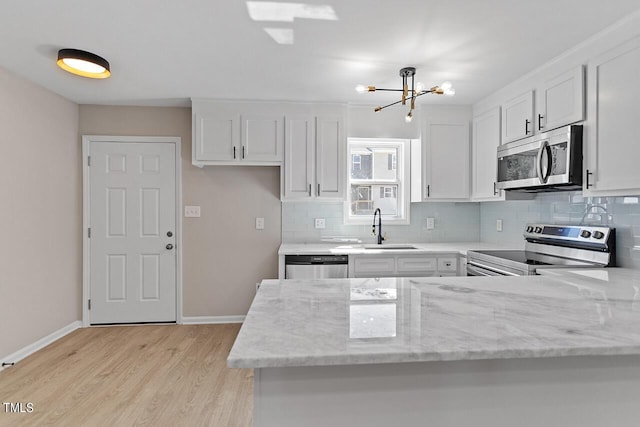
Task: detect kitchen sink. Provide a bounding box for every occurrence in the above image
[362,244,418,250]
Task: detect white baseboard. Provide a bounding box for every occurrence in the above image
[1,321,82,371]
[181,315,245,325]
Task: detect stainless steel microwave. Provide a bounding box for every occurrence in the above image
[496,125,582,192]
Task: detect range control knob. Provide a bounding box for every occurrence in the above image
[580,230,592,238]
[593,231,605,239]
[535,227,543,233]
[526,226,534,233]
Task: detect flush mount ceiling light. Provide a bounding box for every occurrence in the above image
[356,67,454,123]
[56,49,111,79]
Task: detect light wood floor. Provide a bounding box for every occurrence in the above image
[0,324,253,427]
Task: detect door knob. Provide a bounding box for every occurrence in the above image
[167,231,173,237]
[166,244,174,250]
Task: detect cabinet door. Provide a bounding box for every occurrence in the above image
[472,107,503,200]
[283,116,314,199]
[586,36,640,195]
[501,91,533,144]
[316,116,345,199]
[353,257,395,277]
[423,119,470,200]
[396,257,437,275]
[241,114,283,162]
[193,111,239,161]
[538,65,584,132]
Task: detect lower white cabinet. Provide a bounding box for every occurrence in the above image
[350,254,460,278]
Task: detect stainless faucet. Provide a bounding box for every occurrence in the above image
[372,208,385,245]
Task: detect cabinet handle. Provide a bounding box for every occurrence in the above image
[538,114,544,131]
[317,183,320,195]
[242,146,246,159]
[586,169,593,189]
[427,185,430,198]
[525,119,530,135]
[233,146,236,159]
[493,182,498,196]
[309,184,312,196]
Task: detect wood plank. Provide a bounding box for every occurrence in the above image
[0,324,252,427]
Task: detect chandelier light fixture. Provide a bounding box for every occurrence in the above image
[355,67,454,122]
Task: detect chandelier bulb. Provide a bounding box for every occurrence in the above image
[415,82,424,93]
[405,110,413,123]
[355,85,366,93]
[441,81,452,91]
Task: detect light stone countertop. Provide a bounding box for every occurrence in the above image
[228,268,640,368]
[278,241,521,257]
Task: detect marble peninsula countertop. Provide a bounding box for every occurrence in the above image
[278,241,521,256]
[228,268,640,368]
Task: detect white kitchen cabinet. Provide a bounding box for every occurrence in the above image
[537,65,584,133]
[411,116,470,202]
[501,67,584,145]
[350,254,460,278]
[282,115,345,201]
[585,36,640,196]
[191,99,283,167]
[501,91,534,144]
[471,107,503,201]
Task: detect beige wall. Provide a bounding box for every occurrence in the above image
[79,105,281,317]
[0,67,81,360]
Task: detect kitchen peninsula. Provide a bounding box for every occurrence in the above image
[228,270,640,427]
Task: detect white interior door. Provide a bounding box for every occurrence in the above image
[88,140,177,324]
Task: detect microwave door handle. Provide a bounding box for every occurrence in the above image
[542,143,552,183]
[536,141,545,184]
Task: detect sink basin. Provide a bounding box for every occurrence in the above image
[362,244,418,250]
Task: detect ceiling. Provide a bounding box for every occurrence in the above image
[2,1,639,108]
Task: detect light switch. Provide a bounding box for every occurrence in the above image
[184,205,201,218]
[496,219,503,232]
[256,217,265,230]
[315,218,326,229]
[426,217,435,230]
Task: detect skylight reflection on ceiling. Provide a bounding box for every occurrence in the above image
[246,2,338,22]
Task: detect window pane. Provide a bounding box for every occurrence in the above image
[350,147,397,181]
[351,152,372,179]
[350,184,398,216]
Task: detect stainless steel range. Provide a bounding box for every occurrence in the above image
[466,224,615,276]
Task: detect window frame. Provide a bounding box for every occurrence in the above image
[344,138,411,225]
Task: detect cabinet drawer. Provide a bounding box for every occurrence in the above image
[437,257,458,272]
[354,257,395,275]
[397,257,437,273]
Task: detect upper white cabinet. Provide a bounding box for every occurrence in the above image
[501,91,534,144]
[501,66,585,145]
[537,65,584,133]
[585,36,640,196]
[471,107,503,201]
[411,114,470,202]
[282,115,345,201]
[192,99,283,167]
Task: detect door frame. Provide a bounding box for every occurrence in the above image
[82,135,183,327]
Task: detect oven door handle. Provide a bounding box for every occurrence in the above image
[536,140,552,184]
[467,261,520,276]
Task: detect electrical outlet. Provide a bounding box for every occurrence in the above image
[426,217,435,230]
[315,218,326,229]
[496,219,503,232]
[184,205,201,218]
[256,217,265,230]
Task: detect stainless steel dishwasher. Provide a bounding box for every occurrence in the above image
[284,255,349,279]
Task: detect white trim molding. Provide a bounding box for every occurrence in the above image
[1,321,82,371]
[181,316,246,325]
